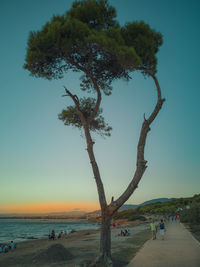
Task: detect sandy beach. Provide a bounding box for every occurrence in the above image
[0,220,150,266]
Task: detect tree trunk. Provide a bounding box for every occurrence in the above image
[90,213,113,267]
[100,215,112,259]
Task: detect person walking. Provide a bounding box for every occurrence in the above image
[150,219,157,240]
[159,219,165,240]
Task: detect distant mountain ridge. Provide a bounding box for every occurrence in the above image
[140,198,171,206]
[120,198,171,211]
[87,198,171,215]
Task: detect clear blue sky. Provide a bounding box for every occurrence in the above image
[0,0,199,213]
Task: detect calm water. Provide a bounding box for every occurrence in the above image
[0,219,100,243]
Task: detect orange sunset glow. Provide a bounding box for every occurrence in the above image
[1,202,100,214]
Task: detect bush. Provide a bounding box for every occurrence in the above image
[180,204,200,224]
[128,215,146,221]
[113,209,146,221]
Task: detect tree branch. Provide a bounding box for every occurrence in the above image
[63,86,88,129]
[63,86,80,108]
[108,72,165,215]
[145,72,166,125]
[63,86,107,209]
[67,57,102,124]
[87,74,102,123]
[84,126,107,209]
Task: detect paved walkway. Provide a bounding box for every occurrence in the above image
[127,222,200,267]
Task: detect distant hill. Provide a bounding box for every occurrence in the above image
[116,194,200,219]
[119,198,171,211]
[118,204,138,211]
[140,198,171,206]
[87,198,171,215]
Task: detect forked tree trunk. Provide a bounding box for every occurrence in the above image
[65,72,165,267]
[89,73,164,266]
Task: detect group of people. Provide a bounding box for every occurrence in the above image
[170,215,179,221]
[117,229,130,237]
[0,241,16,253]
[48,229,77,240]
[150,219,166,240]
[150,215,180,240]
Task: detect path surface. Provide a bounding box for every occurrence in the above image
[127,222,200,267]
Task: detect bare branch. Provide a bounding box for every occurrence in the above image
[62,86,107,209]
[66,58,102,124]
[87,74,102,123]
[83,126,107,209]
[108,72,165,215]
[63,86,86,127]
[63,86,80,108]
[145,73,166,125]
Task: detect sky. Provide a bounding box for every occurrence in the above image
[0,0,200,214]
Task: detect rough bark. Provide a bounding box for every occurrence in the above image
[100,211,112,257]
[89,214,113,267]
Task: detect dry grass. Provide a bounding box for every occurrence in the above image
[112,229,151,266]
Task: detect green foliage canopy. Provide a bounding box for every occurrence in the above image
[122,21,163,72]
[24,0,162,83]
[24,0,163,136]
[66,0,118,30]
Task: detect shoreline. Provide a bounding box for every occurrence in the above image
[0,218,100,244]
[0,217,89,222]
[0,220,151,266]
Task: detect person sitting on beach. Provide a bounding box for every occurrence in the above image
[120,230,125,236]
[125,229,130,236]
[58,231,63,239]
[3,245,9,253]
[10,241,16,250]
[0,244,3,253]
[49,229,55,240]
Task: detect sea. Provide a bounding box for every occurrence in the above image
[0,219,100,244]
